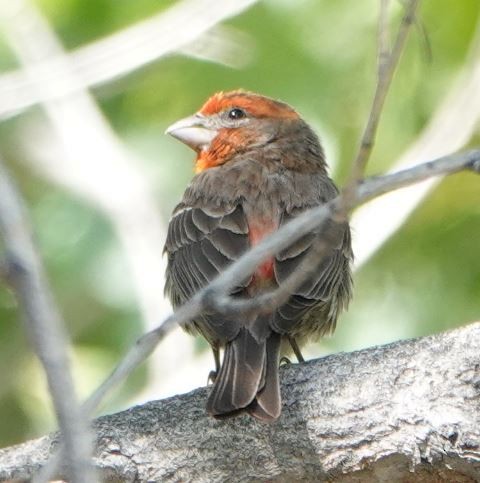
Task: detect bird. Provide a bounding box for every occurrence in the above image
[164,90,353,422]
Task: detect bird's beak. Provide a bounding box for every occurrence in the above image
[165,114,217,152]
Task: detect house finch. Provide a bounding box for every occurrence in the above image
[164,90,352,422]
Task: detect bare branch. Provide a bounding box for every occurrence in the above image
[83,149,480,421]
[208,149,480,316]
[348,0,420,184]
[208,229,339,318]
[0,159,95,483]
[2,322,479,481]
[377,0,391,76]
[0,0,172,327]
[352,16,480,266]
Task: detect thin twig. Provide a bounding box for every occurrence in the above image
[209,150,480,315]
[352,15,480,266]
[0,158,95,483]
[209,231,338,317]
[0,0,178,331]
[84,149,480,417]
[348,0,420,185]
[377,0,391,77]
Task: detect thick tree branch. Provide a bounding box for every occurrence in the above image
[1,322,479,482]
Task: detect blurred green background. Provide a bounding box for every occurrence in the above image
[0,0,479,447]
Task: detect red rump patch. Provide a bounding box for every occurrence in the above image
[248,221,276,282]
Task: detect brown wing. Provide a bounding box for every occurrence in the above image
[164,203,250,341]
[272,210,353,337]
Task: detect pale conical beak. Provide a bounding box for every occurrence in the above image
[165,114,217,152]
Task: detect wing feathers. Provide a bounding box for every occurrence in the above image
[209,228,248,260]
[165,204,249,307]
[273,218,352,334]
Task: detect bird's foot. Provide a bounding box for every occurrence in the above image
[207,370,217,385]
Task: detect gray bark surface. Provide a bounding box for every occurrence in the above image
[1,322,479,482]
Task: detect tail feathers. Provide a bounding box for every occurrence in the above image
[206,329,282,422]
[248,332,281,422]
[207,328,265,416]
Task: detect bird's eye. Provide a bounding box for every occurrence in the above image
[227,108,246,120]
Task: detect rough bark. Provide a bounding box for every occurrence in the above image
[1,322,479,482]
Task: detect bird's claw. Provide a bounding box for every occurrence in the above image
[207,370,217,385]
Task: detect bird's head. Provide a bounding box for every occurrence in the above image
[166,90,324,173]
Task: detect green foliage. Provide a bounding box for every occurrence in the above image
[0,0,478,446]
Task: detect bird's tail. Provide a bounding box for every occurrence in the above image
[206,328,281,422]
